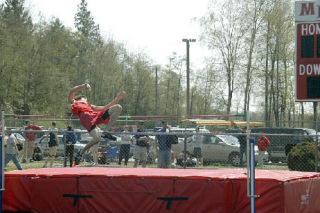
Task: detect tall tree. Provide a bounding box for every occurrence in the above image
[74,0,102,85]
[262,0,294,126]
[74,0,101,45]
[1,0,34,114]
[242,0,264,115]
[200,0,246,115]
[32,18,78,115]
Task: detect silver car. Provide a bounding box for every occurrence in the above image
[36,135,85,157]
[172,134,266,166]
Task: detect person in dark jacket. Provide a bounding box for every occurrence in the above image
[43,122,59,168]
[64,125,77,167]
[238,127,247,167]
[133,121,149,168]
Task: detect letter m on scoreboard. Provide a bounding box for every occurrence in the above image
[296,1,320,101]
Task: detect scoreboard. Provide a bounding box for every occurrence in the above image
[296,1,320,101]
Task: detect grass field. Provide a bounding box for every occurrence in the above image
[4,158,289,172]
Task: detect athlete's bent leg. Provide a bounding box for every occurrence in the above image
[76,128,102,165]
[105,104,122,130]
[81,128,102,155]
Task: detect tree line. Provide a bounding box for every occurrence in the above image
[199,0,316,128]
[0,0,316,128]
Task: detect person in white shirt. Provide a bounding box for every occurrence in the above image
[118,126,132,166]
[5,130,22,170]
[192,126,203,166]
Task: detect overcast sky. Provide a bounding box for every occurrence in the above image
[19,0,211,69]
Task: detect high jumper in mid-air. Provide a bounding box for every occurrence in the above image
[68,83,126,165]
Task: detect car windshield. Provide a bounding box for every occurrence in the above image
[217,135,239,145]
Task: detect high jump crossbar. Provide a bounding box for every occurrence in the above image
[10,114,244,120]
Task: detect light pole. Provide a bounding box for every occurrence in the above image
[182,38,196,116]
[155,65,159,114]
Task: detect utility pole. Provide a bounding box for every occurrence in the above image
[182,38,196,116]
[155,65,158,114]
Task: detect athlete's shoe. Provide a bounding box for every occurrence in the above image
[102,132,117,141]
[75,151,82,165]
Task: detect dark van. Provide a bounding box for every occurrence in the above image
[250,127,317,161]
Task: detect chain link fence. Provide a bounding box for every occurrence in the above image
[2,116,320,172]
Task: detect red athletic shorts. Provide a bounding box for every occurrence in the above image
[79,110,110,132]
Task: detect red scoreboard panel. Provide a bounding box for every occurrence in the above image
[295,1,320,101]
[296,22,320,101]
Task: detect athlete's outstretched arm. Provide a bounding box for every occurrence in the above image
[68,83,91,103]
[91,91,126,111]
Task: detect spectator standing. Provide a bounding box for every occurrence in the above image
[43,122,59,168]
[192,126,203,166]
[257,136,270,167]
[156,121,171,168]
[238,127,247,167]
[4,130,22,170]
[118,126,132,166]
[63,125,77,167]
[133,121,149,168]
[24,120,41,163]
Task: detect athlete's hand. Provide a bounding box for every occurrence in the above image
[84,83,91,91]
[117,91,127,100]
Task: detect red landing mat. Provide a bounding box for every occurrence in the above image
[3,168,320,213]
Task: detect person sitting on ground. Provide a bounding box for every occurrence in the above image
[68,83,126,165]
[32,143,43,161]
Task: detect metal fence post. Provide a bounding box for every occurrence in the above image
[315,117,318,172]
[249,138,256,213]
[1,111,5,213]
[183,135,187,169]
[63,131,67,168]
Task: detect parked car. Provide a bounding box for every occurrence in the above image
[170,127,197,143]
[250,127,317,161]
[171,134,265,166]
[13,132,25,143]
[36,135,85,157]
[223,128,242,134]
[160,126,210,143]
